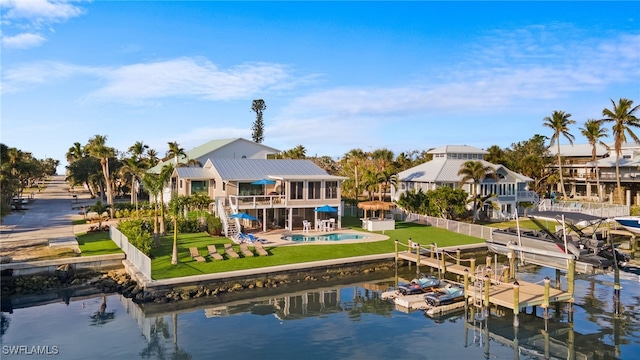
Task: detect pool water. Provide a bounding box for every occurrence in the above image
[283,233,369,242]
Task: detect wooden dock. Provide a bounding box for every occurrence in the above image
[394,245,576,314]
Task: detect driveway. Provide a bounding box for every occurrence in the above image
[0,175,94,260]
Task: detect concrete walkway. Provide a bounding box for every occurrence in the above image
[1,176,83,250]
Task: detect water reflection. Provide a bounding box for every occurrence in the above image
[1,266,639,359]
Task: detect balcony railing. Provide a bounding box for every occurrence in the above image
[229,194,287,208]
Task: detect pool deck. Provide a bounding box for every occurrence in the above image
[251,228,390,246]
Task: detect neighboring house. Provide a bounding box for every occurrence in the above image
[172,158,347,237]
[391,145,535,219]
[552,142,640,204]
[149,138,280,203]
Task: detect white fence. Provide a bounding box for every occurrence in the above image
[405,213,495,241]
[110,226,152,280]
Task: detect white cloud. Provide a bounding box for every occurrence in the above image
[1,57,297,102]
[1,32,46,49]
[1,0,85,25]
[88,58,292,102]
[1,0,86,49]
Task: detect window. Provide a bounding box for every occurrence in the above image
[291,181,304,200]
[190,180,208,194]
[325,181,338,199]
[308,181,321,199]
[179,180,183,189]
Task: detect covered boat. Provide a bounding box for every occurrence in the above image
[613,216,640,234]
[424,283,466,307]
[487,211,629,271]
[397,275,441,296]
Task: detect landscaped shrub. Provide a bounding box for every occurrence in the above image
[631,205,640,216]
[166,218,200,233]
[118,219,154,256]
[206,214,222,235]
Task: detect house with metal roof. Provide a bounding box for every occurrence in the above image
[391,145,535,219]
[149,138,280,174]
[171,158,347,237]
[552,142,640,204]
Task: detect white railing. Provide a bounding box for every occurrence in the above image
[110,226,152,279]
[229,194,286,208]
[405,213,495,241]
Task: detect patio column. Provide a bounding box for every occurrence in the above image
[338,208,342,229]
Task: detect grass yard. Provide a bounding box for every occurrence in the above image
[150,218,484,280]
[77,232,123,257]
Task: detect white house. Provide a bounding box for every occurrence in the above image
[391,145,536,219]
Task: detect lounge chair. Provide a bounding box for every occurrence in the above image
[254,242,269,256]
[240,243,254,257]
[207,245,223,261]
[246,233,266,243]
[189,247,206,262]
[224,243,239,259]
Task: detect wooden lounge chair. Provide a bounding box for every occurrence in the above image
[207,245,223,261]
[240,243,254,257]
[224,243,239,259]
[189,247,205,262]
[254,242,269,256]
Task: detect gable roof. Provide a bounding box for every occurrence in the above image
[427,145,488,155]
[149,138,280,173]
[210,159,346,181]
[398,158,531,183]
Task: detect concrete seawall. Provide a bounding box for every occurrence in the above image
[0,254,125,276]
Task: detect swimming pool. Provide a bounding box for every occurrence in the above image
[283,233,369,242]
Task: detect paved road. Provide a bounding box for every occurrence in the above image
[0,175,86,245]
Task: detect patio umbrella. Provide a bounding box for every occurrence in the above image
[251,179,276,185]
[229,212,258,221]
[251,178,277,195]
[314,205,338,213]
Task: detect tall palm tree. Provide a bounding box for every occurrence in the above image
[158,164,175,236]
[120,157,147,211]
[166,141,186,166]
[168,195,189,265]
[370,148,395,201]
[601,98,640,204]
[343,148,366,199]
[146,149,160,167]
[66,142,85,164]
[579,119,609,202]
[458,160,497,222]
[141,172,162,242]
[128,141,149,160]
[86,135,116,218]
[543,110,576,199]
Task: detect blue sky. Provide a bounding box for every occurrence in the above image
[2,1,639,172]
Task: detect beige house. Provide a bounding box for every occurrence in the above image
[172,158,346,236]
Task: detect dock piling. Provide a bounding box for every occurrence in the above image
[513,281,520,327]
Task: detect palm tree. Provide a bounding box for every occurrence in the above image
[120,157,146,211]
[65,142,85,164]
[128,141,149,160]
[543,110,576,199]
[166,141,186,166]
[457,160,497,222]
[86,135,116,218]
[141,172,162,243]
[280,145,307,159]
[146,149,160,167]
[158,164,175,236]
[89,200,109,231]
[343,148,366,199]
[168,195,189,265]
[579,119,609,202]
[601,98,640,204]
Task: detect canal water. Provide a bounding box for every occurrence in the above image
[1,265,639,359]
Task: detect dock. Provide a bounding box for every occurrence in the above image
[392,240,577,319]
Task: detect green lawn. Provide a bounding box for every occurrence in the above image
[150,218,484,280]
[77,232,123,257]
